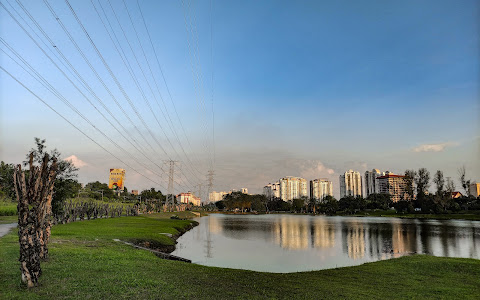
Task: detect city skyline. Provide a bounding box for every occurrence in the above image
[1,0,479,199]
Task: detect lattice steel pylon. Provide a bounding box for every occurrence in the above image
[206,170,214,202]
[165,160,179,207]
[195,183,203,203]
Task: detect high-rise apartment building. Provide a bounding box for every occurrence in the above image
[209,191,227,203]
[365,169,385,197]
[470,183,480,198]
[279,176,308,201]
[209,188,249,203]
[263,182,280,200]
[339,170,363,198]
[310,179,333,200]
[377,172,408,202]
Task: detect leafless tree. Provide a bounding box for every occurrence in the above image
[458,166,471,196]
[14,153,57,288]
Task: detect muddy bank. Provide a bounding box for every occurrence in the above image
[127,220,199,257]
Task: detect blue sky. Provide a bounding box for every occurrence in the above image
[1,0,479,198]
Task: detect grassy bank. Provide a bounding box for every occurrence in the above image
[1,214,479,299]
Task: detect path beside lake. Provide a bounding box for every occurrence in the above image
[0,223,16,238]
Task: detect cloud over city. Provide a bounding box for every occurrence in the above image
[64,155,88,168]
[412,142,457,153]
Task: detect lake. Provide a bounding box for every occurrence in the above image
[171,214,480,273]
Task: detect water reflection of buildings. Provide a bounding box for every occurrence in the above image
[342,222,366,260]
[392,222,417,254]
[208,215,223,234]
[312,219,335,248]
[272,216,336,250]
[274,216,309,250]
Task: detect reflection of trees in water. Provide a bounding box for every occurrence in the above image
[471,226,479,258]
[419,222,432,255]
[367,223,392,257]
[440,223,450,257]
[220,216,277,241]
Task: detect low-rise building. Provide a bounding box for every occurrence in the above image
[377,172,408,202]
[177,192,201,206]
[451,191,463,199]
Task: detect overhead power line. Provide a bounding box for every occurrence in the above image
[2,0,191,192]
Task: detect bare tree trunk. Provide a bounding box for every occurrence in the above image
[14,153,57,288]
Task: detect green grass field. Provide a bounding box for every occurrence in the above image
[1,213,479,299]
[0,200,16,216]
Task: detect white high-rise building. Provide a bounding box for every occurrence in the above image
[365,169,385,197]
[279,176,308,201]
[208,191,227,203]
[310,179,333,200]
[240,188,248,194]
[263,182,280,200]
[340,170,363,198]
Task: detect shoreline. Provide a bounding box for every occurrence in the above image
[1,214,479,298]
[210,211,480,221]
[129,219,199,254]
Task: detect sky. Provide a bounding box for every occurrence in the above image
[1,0,479,199]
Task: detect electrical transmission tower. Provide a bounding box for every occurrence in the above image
[195,183,203,202]
[165,160,179,207]
[206,170,214,202]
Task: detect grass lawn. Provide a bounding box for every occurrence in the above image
[0,215,17,224]
[0,200,16,216]
[1,214,479,299]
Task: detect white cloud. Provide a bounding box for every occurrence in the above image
[413,142,456,153]
[299,160,335,180]
[64,155,88,168]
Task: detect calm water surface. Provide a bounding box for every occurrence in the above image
[172,214,480,273]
